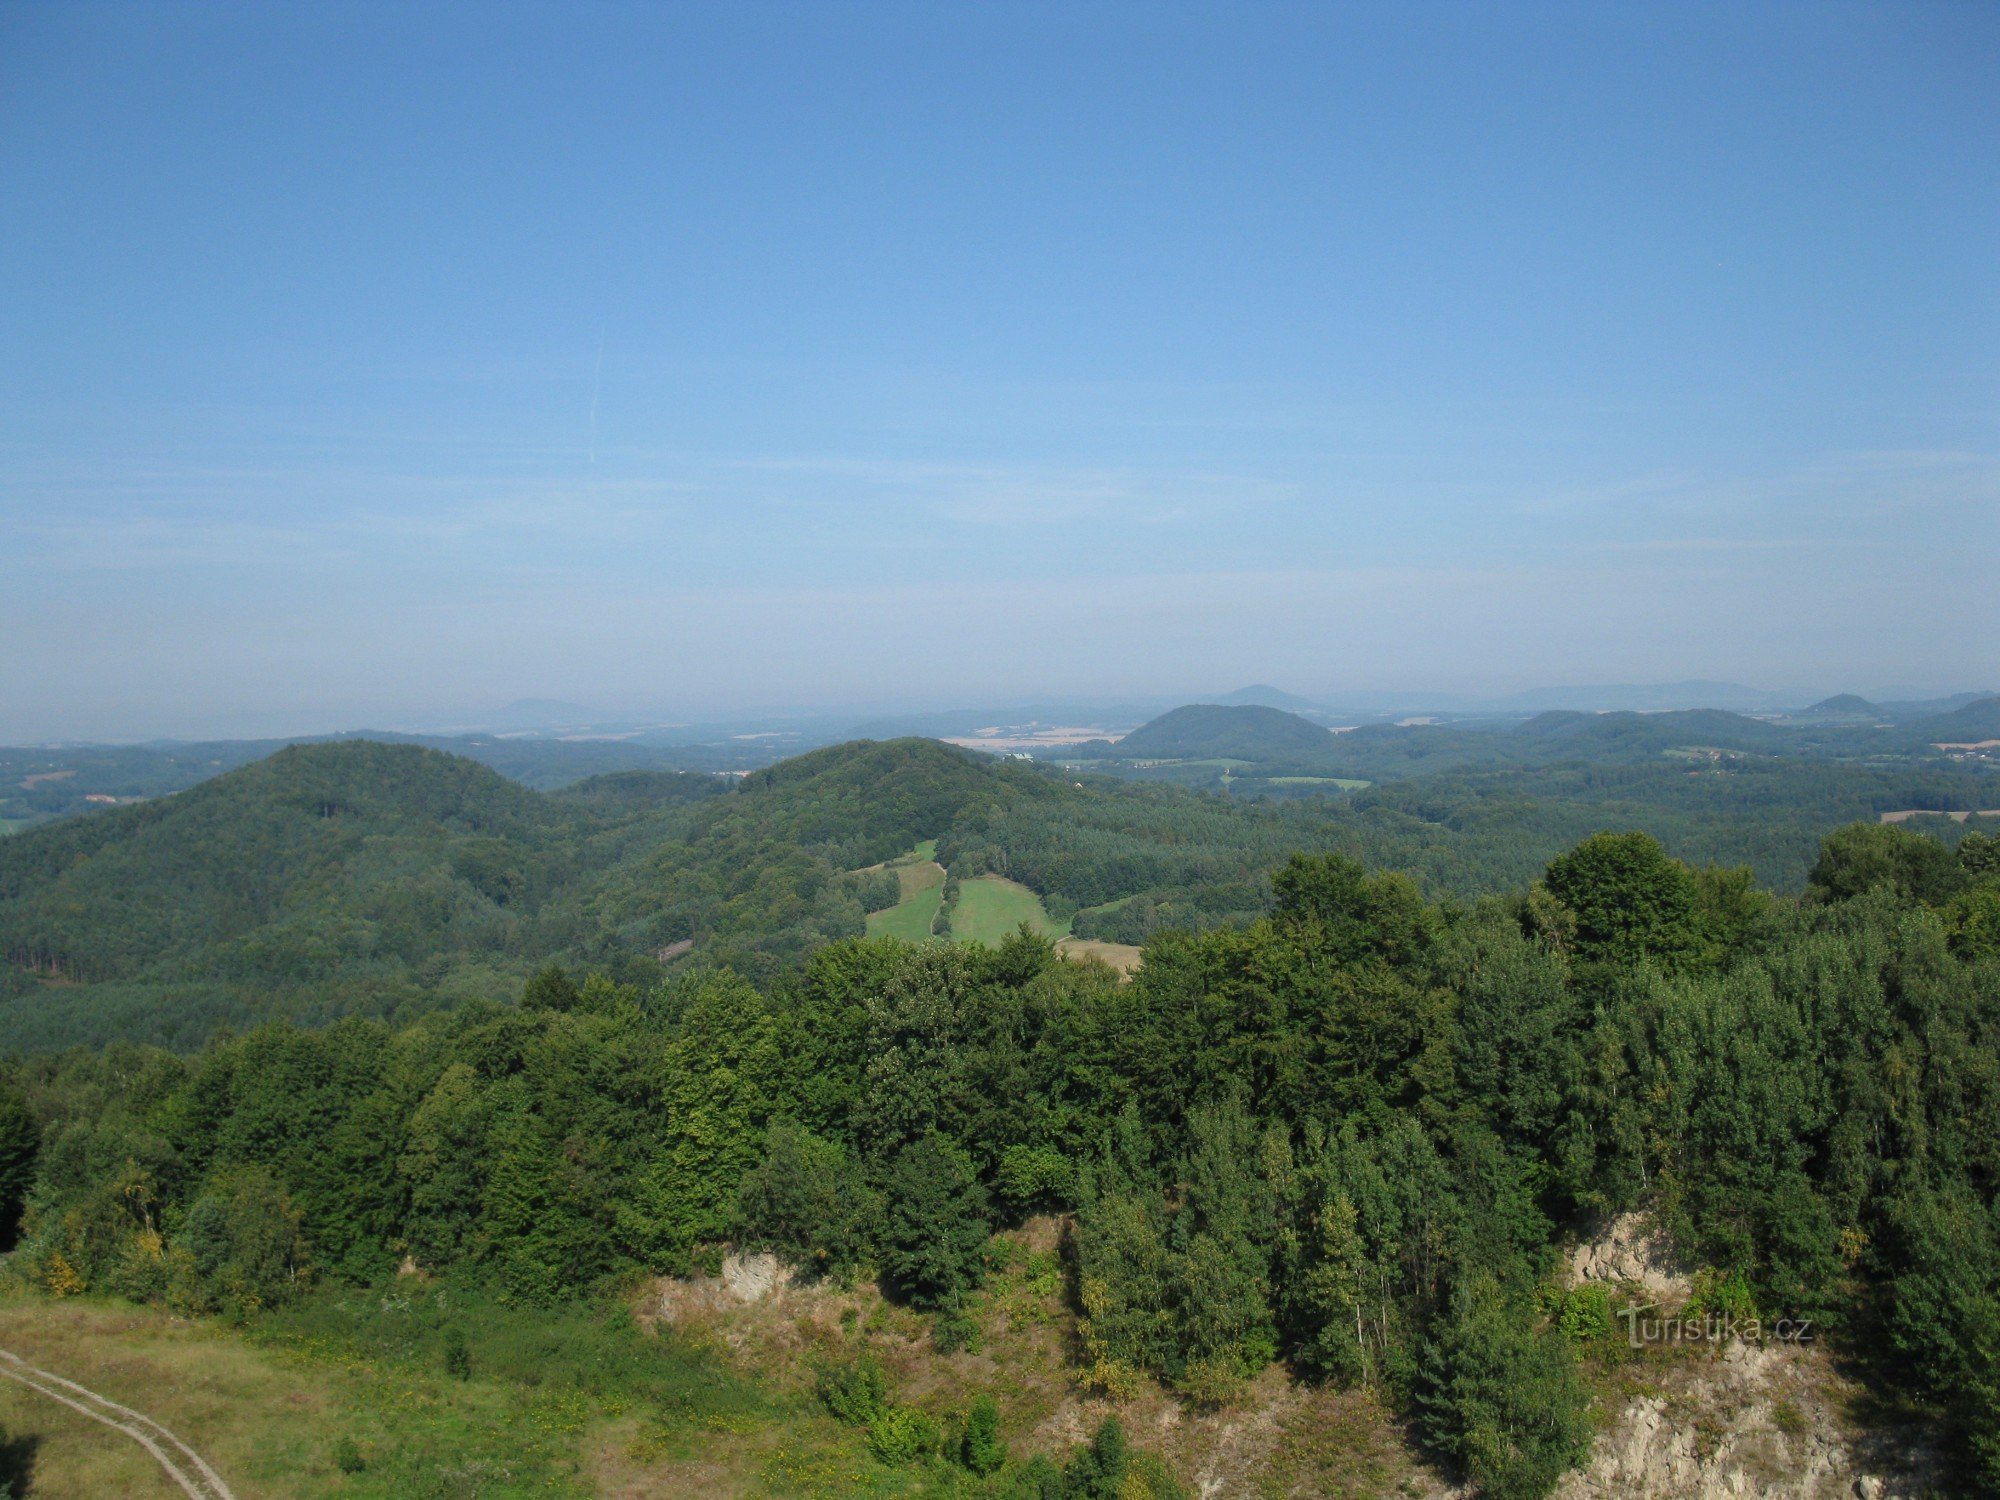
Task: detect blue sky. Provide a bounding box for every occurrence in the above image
[2,1,1995,739]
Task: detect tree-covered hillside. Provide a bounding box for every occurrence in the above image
[0,730,790,835]
[7,823,1997,1495]
[0,742,570,985]
[1097,704,1334,761]
[3,734,1996,1052]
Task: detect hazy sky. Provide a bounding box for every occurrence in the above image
[3,1,1995,740]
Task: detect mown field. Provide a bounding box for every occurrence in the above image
[949,875,1069,946]
[864,841,947,942]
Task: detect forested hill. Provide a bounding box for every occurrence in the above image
[1104,703,1334,760]
[0,741,580,985]
[1910,695,2000,744]
[0,738,1015,991]
[3,731,1996,1053]
[0,737,1100,1047]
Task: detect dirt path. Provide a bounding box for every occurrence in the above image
[0,1348,237,1499]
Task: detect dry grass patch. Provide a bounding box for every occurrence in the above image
[0,1293,345,1498]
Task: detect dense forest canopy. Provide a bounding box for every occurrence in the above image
[5,819,1997,1494]
[1,733,1995,1053]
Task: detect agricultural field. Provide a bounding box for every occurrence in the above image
[863,840,947,941]
[948,874,1069,946]
[1052,936,1144,975]
[1265,776,1370,789]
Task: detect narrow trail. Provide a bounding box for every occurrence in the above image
[0,1347,237,1499]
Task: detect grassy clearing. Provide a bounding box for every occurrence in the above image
[866,885,943,943]
[0,818,31,837]
[0,1291,372,1498]
[1054,938,1143,976]
[0,1246,1445,1499]
[865,841,948,942]
[950,876,1068,947]
[1265,776,1370,789]
[892,861,944,905]
[0,1284,934,1500]
[868,888,944,944]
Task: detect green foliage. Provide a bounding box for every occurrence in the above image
[1807,821,1966,905]
[878,1133,991,1310]
[1543,831,1702,971]
[865,1404,940,1465]
[174,1167,312,1316]
[1415,1273,1592,1500]
[8,788,2000,1491]
[961,1394,1005,1473]
[333,1435,366,1474]
[442,1323,469,1380]
[0,1084,38,1249]
[1056,1415,1188,1499]
[616,972,778,1271]
[995,1143,1077,1214]
[813,1352,889,1427]
[734,1122,877,1275]
[519,962,582,1011]
[1552,1284,1612,1344]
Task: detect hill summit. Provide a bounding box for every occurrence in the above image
[1802,694,1880,716]
[1113,704,1333,760]
[1213,684,1319,710]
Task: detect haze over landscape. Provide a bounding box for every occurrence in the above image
[3,7,2000,1500]
[4,2,1995,741]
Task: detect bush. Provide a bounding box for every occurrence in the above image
[995,1145,1076,1214]
[813,1353,888,1427]
[866,1405,940,1466]
[960,1394,1005,1473]
[1554,1284,1612,1344]
[879,1133,991,1310]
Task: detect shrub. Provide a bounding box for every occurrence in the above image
[866,1405,940,1466]
[1555,1284,1613,1343]
[995,1145,1077,1214]
[960,1395,1004,1474]
[813,1353,887,1427]
[1415,1274,1592,1500]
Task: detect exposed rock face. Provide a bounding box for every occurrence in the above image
[1557,1336,1942,1499]
[719,1251,790,1303]
[644,1251,795,1339]
[1554,1215,1941,1499]
[1568,1211,1691,1301]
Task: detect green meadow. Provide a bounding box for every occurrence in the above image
[863,841,946,941]
[949,874,1069,946]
